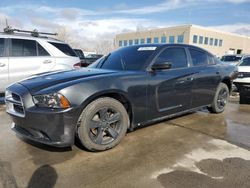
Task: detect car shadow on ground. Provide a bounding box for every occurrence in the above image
[157,157,250,188]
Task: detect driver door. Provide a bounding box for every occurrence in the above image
[147,46,195,119]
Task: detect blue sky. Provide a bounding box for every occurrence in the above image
[0,0,250,50]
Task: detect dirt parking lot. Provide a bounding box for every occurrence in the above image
[0,96,250,188]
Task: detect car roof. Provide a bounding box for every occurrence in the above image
[120,43,213,55]
[0,32,63,43]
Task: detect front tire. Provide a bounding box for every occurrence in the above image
[209,83,229,113]
[77,97,129,151]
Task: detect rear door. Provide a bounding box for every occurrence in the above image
[188,48,221,108]
[0,38,9,93]
[9,38,55,84]
[148,46,195,119]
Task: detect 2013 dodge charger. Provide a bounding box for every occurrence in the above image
[5,44,238,151]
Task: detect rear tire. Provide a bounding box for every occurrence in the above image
[209,83,229,113]
[77,97,129,151]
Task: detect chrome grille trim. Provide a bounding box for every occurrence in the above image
[5,91,25,118]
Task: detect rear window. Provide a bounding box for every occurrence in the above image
[221,55,242,62]
[49,42,77,57]
[189,49,208,66]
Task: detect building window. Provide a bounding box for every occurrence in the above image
[177,35,184,43]
[219,39,223,46]
[129,40,133,46]
[140,38,145,44]
[199,36,203,44]
[214,39,218,46]
[119,40,122,47]
[154,37,159,44]
[169,36,175,44]
[147,38,152,44]
[193,35,198,43]
[134,39,139,45]
[209,38,214,46]
[124,40,127,46]
[161,36,167,43]
[204,37,209,45]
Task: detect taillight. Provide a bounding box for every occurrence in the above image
[74,62,82,69]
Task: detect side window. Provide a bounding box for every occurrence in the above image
[49,42,77,57]
[208,54,216,65]
[11,39,37,57]
[0,38,4,57]
[189,48,208,66]
[37,43,50,56]
[100,53,123,70]
[155,47,188,69]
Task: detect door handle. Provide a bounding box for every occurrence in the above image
[0,62,6,67]
[43,60,52,64]
[216,71,220,75]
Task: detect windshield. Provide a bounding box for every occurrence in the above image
[221,55,242,62]
[239,58,250,66]
[88,46,157,71]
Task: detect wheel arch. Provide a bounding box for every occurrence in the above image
[221,77,232,92]
[79,90,134,129]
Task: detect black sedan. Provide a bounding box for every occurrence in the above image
[5,44,238,151]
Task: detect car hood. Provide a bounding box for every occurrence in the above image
[18,68,116,93]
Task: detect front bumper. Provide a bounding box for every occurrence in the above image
[6,83,81,147]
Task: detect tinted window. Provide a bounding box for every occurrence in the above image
[147,38,151,44]
[96,46,156,71]
[209,38,214,46]
[193,35,198,43]
[155,47,187,69]
[11,39,36,57]
[221,55,242,62]
[161,36,166,43]
[199,36,203,44]
[0,38,4,57]
[140,39,145,44]
[119,41,122,47]
[124,40,127,46]
[189,49,208,66]
[204,37,209,45]
[37,43,50,56]
[134,39,139,45]
[239,57,250,66]
[49,42,77,57]
[214,39,218,46]
[154,37,159,43]
[177,35,184,43]
[169,36,175,44]
[129,40,133,45]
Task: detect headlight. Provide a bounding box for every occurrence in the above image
[33,93,70,109]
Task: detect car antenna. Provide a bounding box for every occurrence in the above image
[3,19,58,37]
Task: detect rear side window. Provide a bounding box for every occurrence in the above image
[0,38,4,57]
[155,47,188,69]
[49,42,77,57]
[189,49,208,66]
[11,39,37,57]
[37,43,50,56]
[239,57,250,66]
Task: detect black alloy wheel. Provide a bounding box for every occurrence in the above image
[77,97,129,151]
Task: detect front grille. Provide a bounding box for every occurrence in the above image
[5,91,25,117]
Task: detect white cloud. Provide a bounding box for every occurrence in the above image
[210,23,250,37]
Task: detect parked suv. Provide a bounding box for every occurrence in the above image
[220,54,250,66]
[0,28,80,93]
[234,55,250,103]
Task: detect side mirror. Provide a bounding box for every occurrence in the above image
[151,62,172,71]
